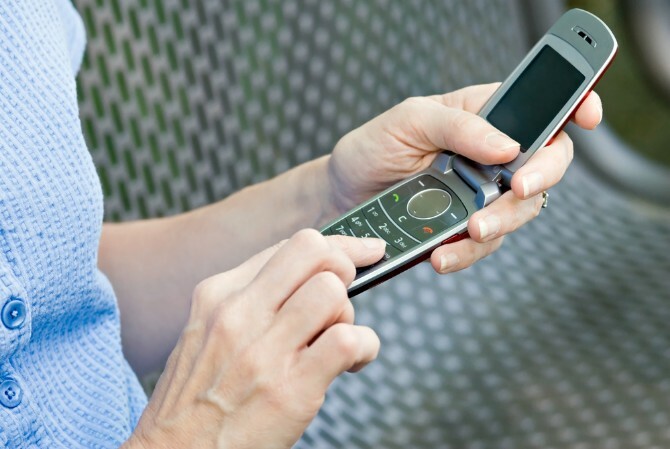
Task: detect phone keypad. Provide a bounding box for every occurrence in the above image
[322,174,468,272]
[362,204,418,252]
[346,214,376,238]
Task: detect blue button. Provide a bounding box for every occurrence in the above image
[0,379,22,408]
[2,298,26,330]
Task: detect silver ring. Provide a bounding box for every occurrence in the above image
[541,191,549,209]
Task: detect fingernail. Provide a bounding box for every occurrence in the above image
[439,253,460,272]
[478,215,501,240]
[485,132,519,151]
[361,237,386,250]
[521,172,545,197]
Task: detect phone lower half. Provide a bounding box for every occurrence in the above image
[320,155,481,297]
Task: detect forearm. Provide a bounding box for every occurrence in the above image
[175,155,337,272]
[99,156,337,376]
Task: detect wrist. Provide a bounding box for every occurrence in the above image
[304,155,341,227]
[326,132,393,217]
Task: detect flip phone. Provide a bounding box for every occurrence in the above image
[321,9,617,297]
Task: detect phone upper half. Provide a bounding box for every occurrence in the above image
[479,8,617,173]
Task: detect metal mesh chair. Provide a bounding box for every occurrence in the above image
[74,1,670,447]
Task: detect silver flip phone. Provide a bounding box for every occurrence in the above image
[321,9,617,297]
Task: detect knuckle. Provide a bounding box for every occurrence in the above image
[440,89,462,108]
[335,251,357,284]
[341,299,356,324]
[466,245,480,267]
[451,110,477,132]
[209,302,243,340]
[313,271,348,300]
[312,246,338,271]
[191,277,222,314]
[292,228,326,249]
[191,273,238,315]
[400,96,427,111]
[193,278,216,302]
[325,234,349,251]
[312,271,351,308]
[309,240,355,280]
[330,324,359,359]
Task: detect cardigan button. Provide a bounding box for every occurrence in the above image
[0,379,22,408]
[2,298,26,330]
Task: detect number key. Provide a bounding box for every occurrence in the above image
[347,214,378,238]
[329,220,355,237]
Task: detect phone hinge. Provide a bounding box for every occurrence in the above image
[431,152,515,209]
[452,156,505,208]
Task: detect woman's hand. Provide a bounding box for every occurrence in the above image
[124,230,385,449]
[328,83,602,273]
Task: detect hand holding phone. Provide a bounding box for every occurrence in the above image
[322,9,617,297]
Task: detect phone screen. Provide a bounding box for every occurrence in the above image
[486,45,585,152]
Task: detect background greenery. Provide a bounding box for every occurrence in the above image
[569,0,670,167]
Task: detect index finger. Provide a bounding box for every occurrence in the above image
[246,230,384,310]
[572,90,602,130]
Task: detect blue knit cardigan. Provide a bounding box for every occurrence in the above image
[0,1,147,447]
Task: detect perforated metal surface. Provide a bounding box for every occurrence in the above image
[298,163,670,449]
[74,1,670,448]
[75,0,524,220]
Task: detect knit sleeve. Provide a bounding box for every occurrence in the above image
[53,0,86,74]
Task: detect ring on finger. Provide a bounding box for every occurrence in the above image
[541,191,549,209]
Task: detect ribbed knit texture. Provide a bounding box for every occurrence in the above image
[0,1,147,447]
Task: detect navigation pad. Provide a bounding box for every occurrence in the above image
[322,175,468,269]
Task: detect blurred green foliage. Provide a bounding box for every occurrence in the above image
[569,0,670,166]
